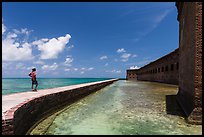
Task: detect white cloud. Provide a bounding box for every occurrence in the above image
[66,45,74,50]
[81,67,86,70]
[64,56,74,66]
[80,71,84,74]
[41,62,58,71]
[80,67,94,71]
[100,56,108,60]
[129,66,140,69]
[2,23,34,61]
[142,9,172,37]
[64,68,71,71]
[2,38,34,61]
[16,63,26,70]
[105,63,109,66]
[21,28,30,35]
[34,60,45,65]
[73,68,78,71]
[132,54,138,58]
[117,48,126,53]
[32,38,49,45]
[121,53,131,62]
[121,53,131,59]
[113,70,121,73]
[7,32,18,39]
[87,67,94,71]
[34,34,71,59]
[13,28,32,42]
[27,66,36,70]
[13,28,31,35]
[2,21,6,35]
[106,70,122,74]
[154,9,171,24]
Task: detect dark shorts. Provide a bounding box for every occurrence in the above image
[32,80,38,85]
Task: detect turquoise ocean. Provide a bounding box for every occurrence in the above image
[2,78,112,95]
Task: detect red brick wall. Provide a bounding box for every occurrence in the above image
[2,79,118,135]
[126,70,138,80]
[176,2,202,124]
[194,1,202,121]
[135,49,179,85]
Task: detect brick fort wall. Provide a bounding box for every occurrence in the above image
[134,48,179,85]
[176,2,202,124]
[126,2,202,124]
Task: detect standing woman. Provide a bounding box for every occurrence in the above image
[28,68,38,91]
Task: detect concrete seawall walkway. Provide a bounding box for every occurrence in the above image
[2,79,118,116]
[2,78,118,135]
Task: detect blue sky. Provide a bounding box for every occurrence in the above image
[2,2,179,78]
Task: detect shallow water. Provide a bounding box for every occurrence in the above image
[29,80,202,135]
[2,78,111,95]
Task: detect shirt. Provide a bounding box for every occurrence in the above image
[29,71,37,81]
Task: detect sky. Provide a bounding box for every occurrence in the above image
[2,2,179,78]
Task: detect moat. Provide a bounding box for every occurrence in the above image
[29,80,202,135]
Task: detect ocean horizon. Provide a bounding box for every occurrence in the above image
[2,78,115,95]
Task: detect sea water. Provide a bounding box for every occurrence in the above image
[2,78,111,95]
[29,80,202,135]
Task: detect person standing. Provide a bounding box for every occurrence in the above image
[28,68,38,91]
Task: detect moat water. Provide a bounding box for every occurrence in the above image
[28,80,202,135]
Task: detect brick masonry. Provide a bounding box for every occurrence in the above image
[176,2,202,125]
[127,48,179,85]
[2,79,118,135]
[126,69,138,80]
[126,2,202,124]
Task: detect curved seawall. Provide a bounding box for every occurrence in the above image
[2,79,118,135]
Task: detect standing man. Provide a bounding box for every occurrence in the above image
[28,68,38,91]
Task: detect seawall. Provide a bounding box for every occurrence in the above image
[2,79,118,135]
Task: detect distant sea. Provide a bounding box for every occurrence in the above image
[2,78,112,95]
